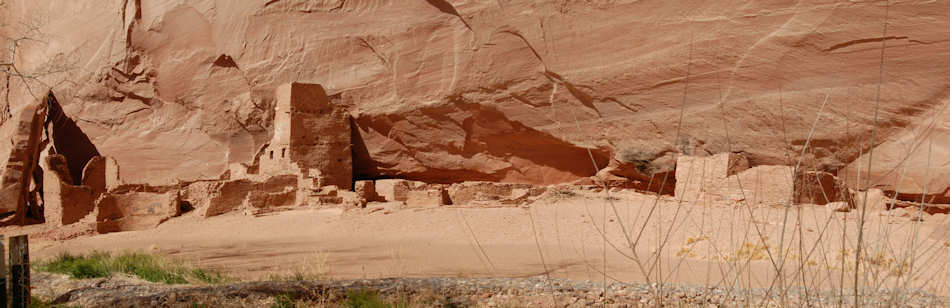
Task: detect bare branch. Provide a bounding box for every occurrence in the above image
[1,14,80,102]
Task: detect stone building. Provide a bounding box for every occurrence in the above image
[257,82,352,190]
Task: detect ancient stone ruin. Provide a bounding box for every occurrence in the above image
[0,84,356,235]
[673,153,848,207]
[0,84,879,238]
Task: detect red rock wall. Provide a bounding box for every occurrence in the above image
[2,0,949,196]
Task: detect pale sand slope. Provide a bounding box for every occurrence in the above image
[31,190,950,296]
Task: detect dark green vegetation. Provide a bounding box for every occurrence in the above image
[34,251,227,284]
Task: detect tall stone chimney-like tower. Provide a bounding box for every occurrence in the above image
[259,83,352,190]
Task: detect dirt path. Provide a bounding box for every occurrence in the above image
[30,190,950,298]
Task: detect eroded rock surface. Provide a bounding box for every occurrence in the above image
[2,0,947,195]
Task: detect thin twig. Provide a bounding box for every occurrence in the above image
[854,1,891,303]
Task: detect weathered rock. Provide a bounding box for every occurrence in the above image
[828,201,852,213]
[406,186,450,208]
[44,153,72,182]
[103,156,122,190]
[1,0,949,210]
[0,102,45,224]
[259,83,351,189]
[81,156,107,195]
[96,189,180,233]
[204,175,298,217]
[353,102,611,184]
[674,153,750,203]
[244,188,297,215]
[375,179,419,202]
[842,103,950,204]
[204,180,254,217]
[43,155,97,226]
[446,181,544,206]
[794,171,846,205]
[603,146,678,194]
[8,0,947,191]
[354,180,377,202]
[851,188,888,211]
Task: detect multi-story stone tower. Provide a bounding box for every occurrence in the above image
[258,82,352,190]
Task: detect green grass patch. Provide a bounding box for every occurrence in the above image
[343,290,420,308]
[34,251,227,285]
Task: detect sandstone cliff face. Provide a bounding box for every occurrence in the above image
[1,1,948,195]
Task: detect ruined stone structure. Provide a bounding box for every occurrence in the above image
[0,92,169,235]
[0,101,46,225]
[42,155,96,226]
[0,89,862,237]
[674,153,755,204]
[0,93,109,226]
[214,82,359,212]
[674,153,847,206]
[96,186,180,233]
[794,171,848,206]
[257,82,351,190]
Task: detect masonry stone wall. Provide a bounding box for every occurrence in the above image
[257,83,351,190]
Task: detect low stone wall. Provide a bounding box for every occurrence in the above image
[45,182,96,226]
[245,188,297,215]
[202,175,298,217]
[354,180,377,202]
[446,181,545,206]
[96,190,180,233]
[674,154,848,206]
[406,186,450,207]
[43,154,114,227]
[375,179,426,202]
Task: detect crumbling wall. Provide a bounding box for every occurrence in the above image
[674,153,850,206]
[0,102,46,224]
[259,88,297,179]
[794,171,846,205]
[42,155,97,226]
[287,83,352,190]
[675,153,793,205]
[81,156,107,195]
[204,180,254,217]
[255,83,351,190]
[354,180,378,202]
[245,188,296,215]
[202,174,298,217]
[674,153,750,203]
[406,186,450,207]
[96,188,180,233]
[729,166,795,206]
[446,181,543,206]
[375,179,426,202]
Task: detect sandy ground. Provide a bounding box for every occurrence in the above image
[29,189,950,298]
